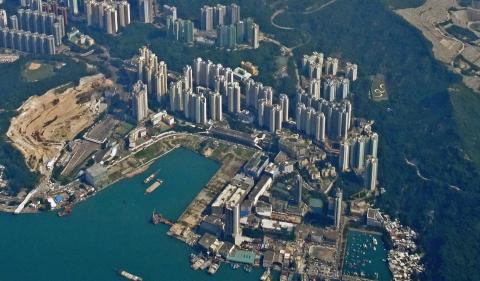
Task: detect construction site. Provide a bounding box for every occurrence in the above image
[396,0,480,91]
[6,74,112,175]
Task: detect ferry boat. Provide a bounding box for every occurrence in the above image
[116,269,143,281]
[143,170,160,184]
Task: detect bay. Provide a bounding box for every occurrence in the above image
[0,148,261,281]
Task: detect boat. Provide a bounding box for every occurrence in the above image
[191,258,205,270]
[208,261,220,275]
[373,237,378,245]
[190,253,199,263]
[244,265,252,272]
[260,269,271,281]
[57,205,72,217]
[231,263,240,269]
[145,179,163,194]
[117,269,143,281]
[200,258,212,270]
[143,170,159,184]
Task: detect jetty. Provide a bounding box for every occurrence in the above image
[151,211,174,226]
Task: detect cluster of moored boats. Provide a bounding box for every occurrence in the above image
[383,215,425,280]
[343,234,383,279]
[190,253,220,275]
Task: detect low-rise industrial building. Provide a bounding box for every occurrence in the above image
[84,163,108,187]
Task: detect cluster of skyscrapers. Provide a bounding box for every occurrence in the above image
[296,92,352,142]
[166,17,194,44]
[138,0,154,23]
[167,57,239,124]
[245,79,289,133]
[0,26,56,54]
[86,0,131,34]
[135,46,168,103]
[200,4,240,31]
[298,52,378,191]
[302,52,358,82]
[200,4,259,49]
[0,8,64,54]
[129,47,168,123]
[338,129,379,191]
[14,8,65,45]
[18,0,69,24]
[19,0,46,10]
[168,81,223,125]
[216,17,259,49]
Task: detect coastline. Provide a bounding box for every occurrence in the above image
[1,132,255,216]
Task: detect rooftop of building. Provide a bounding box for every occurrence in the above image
[198,233,218,250]
[226,249,256,264]
[85,163,107,178]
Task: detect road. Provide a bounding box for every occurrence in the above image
[404,156,462,192]
[266,1,338,89]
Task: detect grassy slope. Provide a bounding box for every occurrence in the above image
[0,56,88,192]
[450,84,480,166]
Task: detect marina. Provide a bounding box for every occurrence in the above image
[343,229,391,281]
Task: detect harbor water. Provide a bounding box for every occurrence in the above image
[0,148,261,281]
[343,229,392,281]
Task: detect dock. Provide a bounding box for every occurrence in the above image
[145,179,163,194]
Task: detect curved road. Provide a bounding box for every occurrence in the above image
[270,9,295,30]
[266,0,338,88]
[404,156,461,192]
